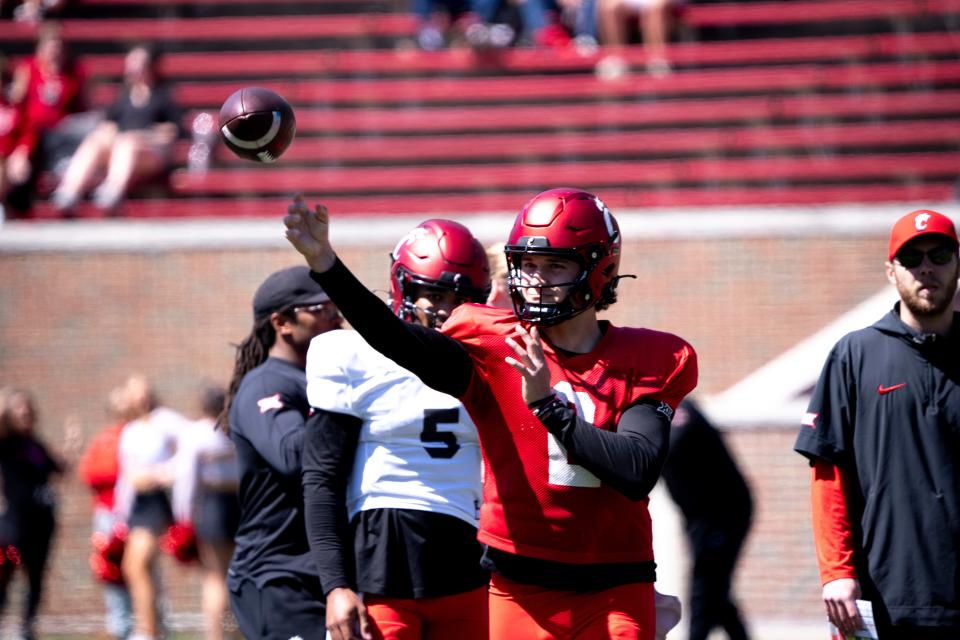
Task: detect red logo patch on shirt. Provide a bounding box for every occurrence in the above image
[801,412,818,428]
[257,393,284,413]
[877,383,907,395]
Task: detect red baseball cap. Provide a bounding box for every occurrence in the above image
[888,209,959,260]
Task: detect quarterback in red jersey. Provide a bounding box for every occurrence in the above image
[285,188,698,640]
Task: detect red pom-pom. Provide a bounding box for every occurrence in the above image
[160,522,199,564]
[90,523,128,584]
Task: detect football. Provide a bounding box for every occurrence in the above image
[218,87,296,163]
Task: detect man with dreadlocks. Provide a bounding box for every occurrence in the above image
[219,265,343,640]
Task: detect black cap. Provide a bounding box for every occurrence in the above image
[253,266,330,322]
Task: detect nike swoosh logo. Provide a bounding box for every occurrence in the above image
[878,383,907,395]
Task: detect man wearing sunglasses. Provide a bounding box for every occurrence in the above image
[795,209,960,640]
[220,266,343,640]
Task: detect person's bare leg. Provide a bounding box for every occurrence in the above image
[596,0,633,78]
[122,528,161,639]
[52,125,114,210]
[94,131,167,211]
[198,540,234,640]
[598,0,628,46]
[641,0,672,75]
[0,159,7,205]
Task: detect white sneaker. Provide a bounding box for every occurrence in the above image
[92,184,121,211]
[646,57,673,78]
[595,54,629,81]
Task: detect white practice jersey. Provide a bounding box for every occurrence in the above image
[306,329,482,527]
[115,406,191,520]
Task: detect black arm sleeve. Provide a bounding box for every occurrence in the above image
[310,259,473,397]
[536,399,671,501]
[302,409,363,596]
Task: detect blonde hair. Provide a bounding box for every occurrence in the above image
[484,242,513,310]
[485,242,508,285]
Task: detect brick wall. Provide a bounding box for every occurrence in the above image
[0,230,891,634]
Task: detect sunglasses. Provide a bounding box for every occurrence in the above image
[292,302,339,317]
[894,245,957,269]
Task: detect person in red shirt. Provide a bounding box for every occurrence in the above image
[285,187,698,640]
[4,22,85,215]
[78,386,135,640]
[0,55,25,219]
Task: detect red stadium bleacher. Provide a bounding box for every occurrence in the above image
[187,119,959,165]
[0,13,417,42]
[76,31,960,79]
[6,0,960,219]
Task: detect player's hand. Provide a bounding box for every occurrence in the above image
[283,193,337,273]
[325,587,373,640]
[823,577,862,636]
[505,325,552,404]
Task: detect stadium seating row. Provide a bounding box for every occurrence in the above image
[5,0,958,218]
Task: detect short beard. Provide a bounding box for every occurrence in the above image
[898,268,959,318]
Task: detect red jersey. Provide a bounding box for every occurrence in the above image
[13,57,85,154]
[0,97,22,157]
[77,422,124,510]
[442,304,697,565]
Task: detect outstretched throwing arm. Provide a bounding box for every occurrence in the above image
[284,194,337,273]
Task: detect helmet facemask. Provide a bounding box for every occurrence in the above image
[392,267,488,329]
[388,219,492,329]
[505,240,614,326]
[504,188,623,326]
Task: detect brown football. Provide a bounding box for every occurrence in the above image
[218,87,296,163]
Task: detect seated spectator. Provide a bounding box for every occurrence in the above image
[467,0,571,49]
[0,55,23,221]
[596,0,681,77]
[50,43,182,216]
[5,22,86,216]
[557,0,599,53]
[4,0,71,22]
[410,0,474,50]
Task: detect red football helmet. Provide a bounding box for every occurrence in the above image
[389,219,491,327]
[504,188,622,325]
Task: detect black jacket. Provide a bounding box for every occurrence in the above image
[795,306,960,628]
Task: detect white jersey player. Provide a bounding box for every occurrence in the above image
[301,219,492,640]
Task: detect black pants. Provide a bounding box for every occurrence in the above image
[687,522,750,640]
[0,508,56,629]
[230,576,326,640]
